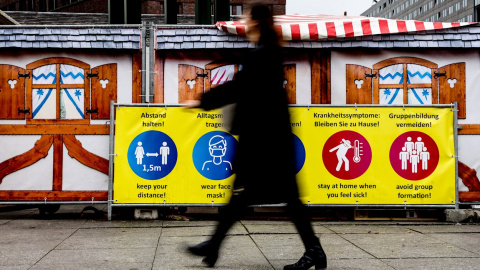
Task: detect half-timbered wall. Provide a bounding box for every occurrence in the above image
[0,51,132,195]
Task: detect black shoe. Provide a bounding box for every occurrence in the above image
[187,240,219,268]
[283,246,327,270]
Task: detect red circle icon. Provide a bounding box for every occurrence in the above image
[389,131,439,181]
[322,131,372,180]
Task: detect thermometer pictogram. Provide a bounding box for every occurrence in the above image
[353,139,363,163]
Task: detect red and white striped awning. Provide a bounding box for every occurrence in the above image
[216,14,476,41]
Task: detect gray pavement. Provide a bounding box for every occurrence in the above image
[0,205,479,270]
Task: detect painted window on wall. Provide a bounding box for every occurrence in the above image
[379,64,403,105]
[30,61,88,121]
[26,58,117,121]
[407,64,432,105]
[60,64,85,119]
[32,64,57,119]
[346,57,466,118]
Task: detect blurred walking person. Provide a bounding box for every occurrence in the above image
[186,2,327,269]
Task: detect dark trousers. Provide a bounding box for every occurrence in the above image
[209,192,320,250]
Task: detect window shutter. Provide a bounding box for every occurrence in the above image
[90,63,117,119]
[204,63,239,92]
[178,64,204,104]
[438,62,466,119]
[283,64,296,104]
[346,64,372,104]
[0,64,26,119]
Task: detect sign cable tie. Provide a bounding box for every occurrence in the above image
[404,200,407,209]
[105,120,110,128]
[403,104,405,111]
[211,200,214,207]
[44,197,47,204]
[355,103,357,111]
[91,197,95,204]
[451,155,459,158]
[307,105,310,111]
[107,199,117,202]
[356,200,359,209]
[307,200,311,207]
[109,154,118,157]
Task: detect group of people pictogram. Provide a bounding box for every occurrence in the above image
[399,137,430,173]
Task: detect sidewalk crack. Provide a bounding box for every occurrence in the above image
[28,227,80,270]
[240,221,275,269]
[151,220,164,270]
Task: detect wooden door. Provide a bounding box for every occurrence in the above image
[178,64,204,103]
[346,64,372,104]
[0,64,26,119]
[439,63,466,119]
[90,63,117,119]
[283,64,296,104]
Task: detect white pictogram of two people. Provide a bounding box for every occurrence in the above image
[134,141,170,165]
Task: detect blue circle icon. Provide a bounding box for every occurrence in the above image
[192,131,237,180]
[127,131,177,180]
[293,134,306,174]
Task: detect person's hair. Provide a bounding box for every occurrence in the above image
[249,1,281,47]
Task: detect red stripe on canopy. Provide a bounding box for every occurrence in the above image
[344,21,354,37]
[397,20,407,32]
[291,24,301,40]
[215,14,476,41]
[308,23,319,40]
[415,21,425,31]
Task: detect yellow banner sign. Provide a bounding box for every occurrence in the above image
[113,106,455,205]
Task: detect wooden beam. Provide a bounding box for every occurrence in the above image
[63,135,109,175]
[0,191,108,201]
[321,50,331,104]
[311,50,331,104]
[459,191,480,202]
[27,57,90,70]
[373,57,438,69]
[154,50,164,103]
[0,135,53,183]
[56,64,61,119]
[0,125,110,135]
[459,161,480,191]
[311,51,321,104]
[27,119,90,125]
[459,124,480,135]
[53,135,63,191]
[132,51,142,103]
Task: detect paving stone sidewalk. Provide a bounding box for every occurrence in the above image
[0,205,479,270]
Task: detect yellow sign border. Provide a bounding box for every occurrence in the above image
[112,105,457,206]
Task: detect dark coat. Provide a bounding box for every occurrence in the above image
[199,44,299,204]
